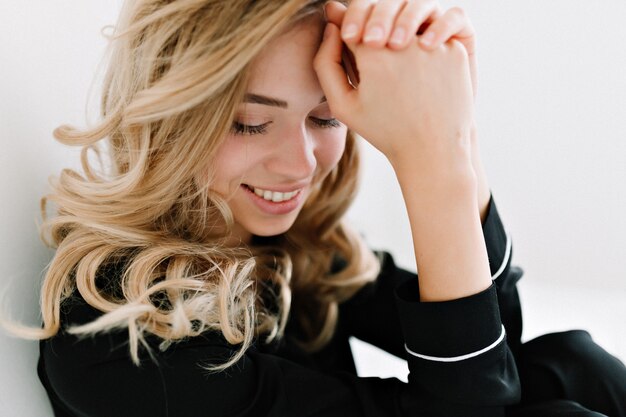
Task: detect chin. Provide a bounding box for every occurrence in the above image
[243,217,297,238]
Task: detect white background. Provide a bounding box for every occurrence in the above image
[1,1,625,415]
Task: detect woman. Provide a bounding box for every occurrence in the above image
[25,0,626,415]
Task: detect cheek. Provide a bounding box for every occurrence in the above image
[211,138,254,192]
[317,132,347,173]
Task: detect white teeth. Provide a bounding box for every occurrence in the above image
[249,185,299,202]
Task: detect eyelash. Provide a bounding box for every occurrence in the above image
[230,117,342,136]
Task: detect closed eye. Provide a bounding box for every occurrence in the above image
[231,117,342,136]
[310,117,342,129]
[231,121,270,135]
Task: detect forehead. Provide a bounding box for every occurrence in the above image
[246,18,325,104]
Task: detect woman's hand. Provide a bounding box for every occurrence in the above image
[317,1,493,300]
[314,2,476,181]
[324,0,478,99]
[322,0,491,222]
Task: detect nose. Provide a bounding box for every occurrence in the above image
[266,124,317,181]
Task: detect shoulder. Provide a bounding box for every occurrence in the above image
[42,289,257,416]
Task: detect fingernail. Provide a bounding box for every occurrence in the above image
[363,26,383,43]
[420,31,435,46]
[342,24,358,40]
[390,27,405,45]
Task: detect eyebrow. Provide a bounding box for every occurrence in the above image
[243,93,327,109]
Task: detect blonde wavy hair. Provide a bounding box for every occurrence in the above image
[22,0,380,372]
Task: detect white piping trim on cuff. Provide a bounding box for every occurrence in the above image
[491,232,511,281]
[404,324,506,363]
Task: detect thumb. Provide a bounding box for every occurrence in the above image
[314,23,355,119]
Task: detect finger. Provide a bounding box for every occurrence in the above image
[419,7,474,54]
[324,0,347,27]
[314,23,357,121]
[341,0,375,45]
[387,1,443,49]
[417,7,478,97]
[362,0,408,47]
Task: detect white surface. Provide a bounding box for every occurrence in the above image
[1,1,625,415]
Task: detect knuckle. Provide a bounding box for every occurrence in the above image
[403,0,424,17]
[423,0,441,10]
[436,19,452,32]
[448,6,466,19]
[416,0,440,15]
[431,2,444,15]
[402,4,422,21]
[377,0,405,13]
[344,2,370,23]
[448,39,468,60]
[369,4,397,23]
[352,0,375,12]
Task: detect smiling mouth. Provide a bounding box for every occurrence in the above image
[242,184,302,203]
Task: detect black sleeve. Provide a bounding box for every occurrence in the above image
[340,192,525,360]
[481,193,524,358]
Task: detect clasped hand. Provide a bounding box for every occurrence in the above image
[314,0,479,180]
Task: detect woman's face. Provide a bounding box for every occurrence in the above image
[212,17,348,244]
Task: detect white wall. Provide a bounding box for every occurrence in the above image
[1,1,625,415]
[0,1,122,415]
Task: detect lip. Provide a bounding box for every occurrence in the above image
[241,184,306,215]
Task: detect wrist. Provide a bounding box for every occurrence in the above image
[395,167,479,236]
[392,155,477,199]
[468,122,492,224]
[387,135,475,185]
